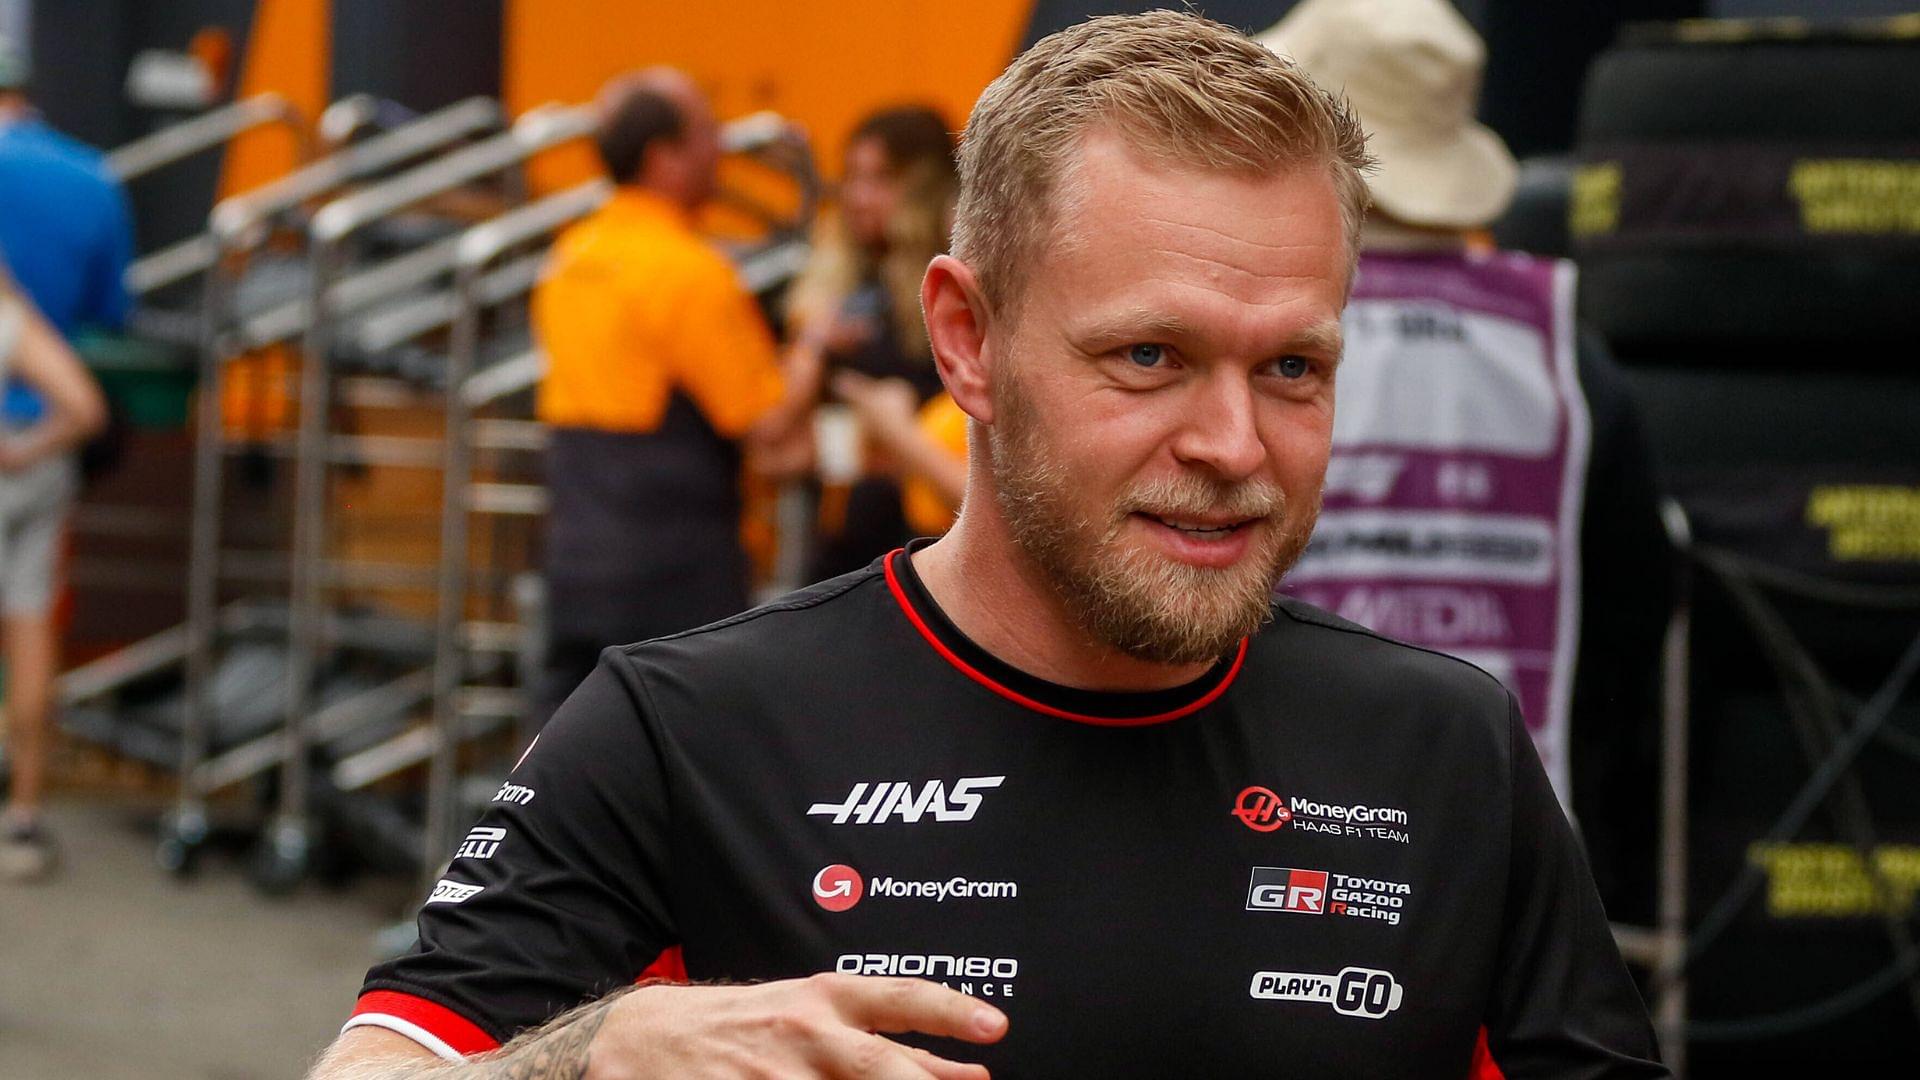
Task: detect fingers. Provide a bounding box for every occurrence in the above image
[832,370,876,401]
[816,974,1009,1045]
[819,1030,988,1080]
[898,1041,992,1080]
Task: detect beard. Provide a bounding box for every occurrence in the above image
[987,369,1318,666]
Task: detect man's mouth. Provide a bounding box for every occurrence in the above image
[1135,513,1257,540]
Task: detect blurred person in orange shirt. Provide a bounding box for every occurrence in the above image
[531,69,814,723]
[833,372,968,538]
[0,268,106,881]
[784,106,958,577]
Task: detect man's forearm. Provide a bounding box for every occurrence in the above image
[312,988,632,1080]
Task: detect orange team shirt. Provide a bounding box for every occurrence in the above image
[901,390,971,537]
[534,188,785,436]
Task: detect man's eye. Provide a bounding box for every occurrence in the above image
[1127,343,1166,367]
[1276,355,1310,379]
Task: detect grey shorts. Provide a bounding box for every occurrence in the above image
[0,454,77,618]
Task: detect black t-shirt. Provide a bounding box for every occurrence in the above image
[352,545,1665,1078]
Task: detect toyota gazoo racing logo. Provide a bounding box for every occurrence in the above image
[813,864,865,911]
[808,776,1005,825]
[837,953,1019,998]
[1232,785,1411,844]
[812,864,1018,912]
[1247,866,1411,925]
[1246,866,1327,913]
[1249,966,1404,1019]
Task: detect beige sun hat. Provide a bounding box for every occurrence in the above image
[1257,0,1518,230]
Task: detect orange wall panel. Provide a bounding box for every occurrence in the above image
[220,0,332,197]
[505,1,1034,192]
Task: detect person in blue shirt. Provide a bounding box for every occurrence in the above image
[0,35,124,881]
[0,33,134,423]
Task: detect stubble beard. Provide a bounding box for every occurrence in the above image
[987,371,1318,666]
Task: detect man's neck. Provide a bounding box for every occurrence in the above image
[911,490,1217,693]
[0,98,29,125]
[623,175,700,218]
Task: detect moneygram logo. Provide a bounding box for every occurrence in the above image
[1232,786,1412,844]
[813,864,864,911]
[812,865,1018,912]
[808,776,1005,825]
[1249,966,1404,1019]
[1247,866,1411,925]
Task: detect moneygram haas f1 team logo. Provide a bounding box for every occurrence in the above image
[1232,785,1412,844]
[1233,786,1294,832]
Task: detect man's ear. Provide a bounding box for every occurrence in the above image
[922,254,996,425]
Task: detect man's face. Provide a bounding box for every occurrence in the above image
[983,132,1348,665]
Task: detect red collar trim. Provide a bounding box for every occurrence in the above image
[883,549,1246,727]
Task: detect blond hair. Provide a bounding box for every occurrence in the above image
[952,10,1373,313]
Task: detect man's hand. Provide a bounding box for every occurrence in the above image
[592,975,1005,1079]
[309,975,1007,1080]
[832,372,920,444]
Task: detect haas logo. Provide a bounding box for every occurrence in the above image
[812,865,865,912]
[808,776,1005,825]
[1233,786,1294,832]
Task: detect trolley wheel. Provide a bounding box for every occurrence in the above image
[155,832,205,877]
[156,808,210,879]
[249,824,311,896]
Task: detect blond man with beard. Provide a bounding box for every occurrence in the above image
[312,12,1663,1080]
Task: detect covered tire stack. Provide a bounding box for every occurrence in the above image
[1573,18,1920,1071]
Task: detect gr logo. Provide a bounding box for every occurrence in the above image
[1249,966,1404,1020]
[1247,866,1327,914]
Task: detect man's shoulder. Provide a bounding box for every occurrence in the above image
[1255,594,1513,715]
[0,125,112,182]
[565,203,733,273]
[609,564,892,686]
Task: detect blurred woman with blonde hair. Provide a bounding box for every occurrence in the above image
[786,105,960,578]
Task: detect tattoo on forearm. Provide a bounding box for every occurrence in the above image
[470,986,634,1080]
[309,986,636,1080]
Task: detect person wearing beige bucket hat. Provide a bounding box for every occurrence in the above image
[1262,0,1677,997]
[1257,0,1518,230]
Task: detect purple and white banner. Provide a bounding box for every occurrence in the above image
[1284,252,1589,801]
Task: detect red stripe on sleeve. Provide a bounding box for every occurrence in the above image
[352,990,501,1057]
[637,945,688,983]
[1468,1026,1505,1080]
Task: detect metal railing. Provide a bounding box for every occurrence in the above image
[106,93,307,183]
[256,103,596,884]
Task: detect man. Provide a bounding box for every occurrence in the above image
[1260,0,1673,927]
[529,68,813,723]
[0,34,134,389]
[0,34,130,879]
[316,14,1665,1078]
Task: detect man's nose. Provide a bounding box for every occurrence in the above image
[1169,373,1265,482]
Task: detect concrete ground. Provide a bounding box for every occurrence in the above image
[0,796,410,1080]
